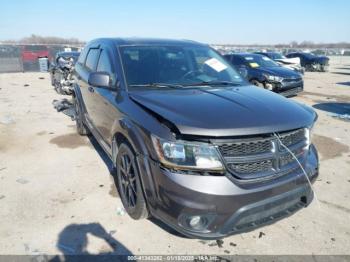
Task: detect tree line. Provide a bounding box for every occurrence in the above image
[1,34,84,45]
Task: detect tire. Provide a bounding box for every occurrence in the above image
[250,79,263,87]
[74,96,90,136]
[116,143,149,220]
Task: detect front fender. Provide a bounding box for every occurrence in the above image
[110,117,156,165]
[111,117,159,208]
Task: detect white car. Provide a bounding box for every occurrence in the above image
[255,52,304,74]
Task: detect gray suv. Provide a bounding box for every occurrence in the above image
[73,38,319,239]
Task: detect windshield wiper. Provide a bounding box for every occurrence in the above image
[128,83,183,89]
[182,81,242,87]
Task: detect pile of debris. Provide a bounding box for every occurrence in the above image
[52,98,75,120]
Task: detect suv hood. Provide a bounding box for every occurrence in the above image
[256,67,302,78]
[129,86,315,137]
[275,57,301,66]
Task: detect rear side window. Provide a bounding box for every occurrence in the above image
[85,48,100,71]
[97,50,112,74]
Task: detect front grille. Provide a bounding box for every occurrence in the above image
[227,160,273,174]
[279,128,305,147]
[217,128,307,180]
[282,78,302,83]
[219,139,272,156]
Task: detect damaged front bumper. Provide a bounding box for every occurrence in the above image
[265,79,304,97]
[137,144,319,239]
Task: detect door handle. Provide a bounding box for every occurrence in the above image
[88,86,95,93]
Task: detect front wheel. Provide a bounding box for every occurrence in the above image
[116,143,149,220]
[250,79,264,87]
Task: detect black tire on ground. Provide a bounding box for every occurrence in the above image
[116,143,149,220]
[306,64,315,72]
[74,96,90,136]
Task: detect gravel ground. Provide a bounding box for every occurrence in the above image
[0,57,349,257]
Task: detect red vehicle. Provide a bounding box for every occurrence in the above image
[21,45,50,71]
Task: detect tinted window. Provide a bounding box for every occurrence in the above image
[242,55,279,68]
[97,50,112,74]
[85,48,100,71]
[268,53,285,60]
[231,56,246,67]
[302,53,316,59]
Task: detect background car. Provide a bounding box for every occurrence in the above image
[21,45,50,71]
[255,52,304,74]
[224,53,303,97]
[50,51,80,95]
[285,52,329,72]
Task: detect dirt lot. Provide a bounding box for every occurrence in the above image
[0,57,350,257]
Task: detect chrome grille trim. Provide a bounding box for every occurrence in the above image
[216,128,307,180]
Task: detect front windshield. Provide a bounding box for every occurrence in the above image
[269,53,286,60]
[244,55,280,68]
[119,45,245,88]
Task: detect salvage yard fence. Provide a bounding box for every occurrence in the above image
[0,44,82,73]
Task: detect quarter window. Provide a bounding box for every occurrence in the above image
[77,47,88,65]
[85,48,100,71]
[97,50,113,75]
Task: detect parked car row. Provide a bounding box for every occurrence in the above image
[51,37,319,239]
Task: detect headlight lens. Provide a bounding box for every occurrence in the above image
[263,74,283,82]
[305,124,314,149]
[151,136,224,171]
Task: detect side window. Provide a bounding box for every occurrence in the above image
[97,50,113,75]
[85,48,100,71]
[231,56,245,67]
[223,55,232,63]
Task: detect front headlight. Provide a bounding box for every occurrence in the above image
[305,124,315,149]
[151,136,224,172]
[263,74,283,82]
[274,76,284,82]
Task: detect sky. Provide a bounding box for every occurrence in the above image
[0,0,349,44]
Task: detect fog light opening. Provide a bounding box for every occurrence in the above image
[187,216,208,231]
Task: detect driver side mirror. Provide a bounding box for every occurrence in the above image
[88,72,111,88]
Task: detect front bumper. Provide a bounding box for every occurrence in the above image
[138,144,319,239]
[265,79,303,97]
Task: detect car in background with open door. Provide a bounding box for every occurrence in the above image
[286,52,329,72]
